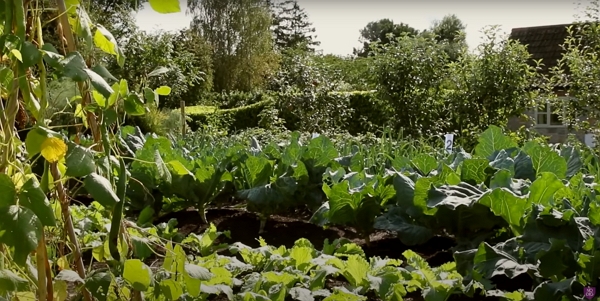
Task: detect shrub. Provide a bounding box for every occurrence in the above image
[185,98,275,132]
[339,91,388,135]
[182,90,389,135]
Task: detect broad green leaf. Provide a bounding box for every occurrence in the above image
[479,188,528,234]
[532,277,577,300]
[522,141,567,178]
[20,41,41,68]
[143,87,156,105]
[119,79,129,95]
[289,287,313,301]
[560,145,582,178]
[0,206,43,267]
[91,65,117,82]
[528,172,565,206]
[535,238,572,279]
[131,236,153,260]
[84,173,119,209]
[148,0,181,13]
[155,86,171,96]
[342,255,370,288]
[123,259,152,291]
[18,177,56,227]
[85,68,114,98]
[244,156,272,186]
[65,142,96,177]
[69,2,93,50]
[0,174,16,208]
[84,271,111,301]
[412,153,438,175]
[513,150,536,181]
[472,242,535,281]
[185,264,212,280]
[0,269,29,294]
[159,279,183,300]
[323,288,366,301]
[461,159,488,184]
[374,208,433,245]
[124,94,146,116]
[55,270,84,283]
[137,206,155,225]
[474,125,517,159]
[60,52,88,81]
[41,44,63,68]
[168,160,192,175]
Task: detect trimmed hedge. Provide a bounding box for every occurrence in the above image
[185,98,274,132]
[182,90,385,134]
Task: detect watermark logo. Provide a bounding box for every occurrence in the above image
[584,286,596,300]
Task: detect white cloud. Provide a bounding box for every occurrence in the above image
[135,0,590,55]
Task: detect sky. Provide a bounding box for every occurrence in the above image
[134,0,591,56]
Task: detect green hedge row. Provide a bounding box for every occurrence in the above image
[183,91,385,134]
[185,97,275,132]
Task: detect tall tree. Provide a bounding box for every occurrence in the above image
[187,0,279,92]
[269,0,320,52]
[428,14,468,61]
[353,19,418,57]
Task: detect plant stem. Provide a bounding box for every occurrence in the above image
[0,245,4,270]
[36,238,47,301]
[258,217,267,234]
[199,204,208,224]
[50,162,92,301]
[132,291,143,301]
[55,0,102,150]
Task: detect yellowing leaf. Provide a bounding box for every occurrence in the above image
[75,104,88,128]
[57,256,70,270]
[64,0,80,14]
[148,0,181,13]
[92,90,106,107]
[41,137,67,163]
[155,86,171,96]
[93,25,117,56]
[10,49,22,62]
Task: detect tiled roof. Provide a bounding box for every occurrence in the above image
[509,23,576,73]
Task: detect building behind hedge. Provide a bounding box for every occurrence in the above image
[507,23,587,144]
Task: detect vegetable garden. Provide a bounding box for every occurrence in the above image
[2,0,600,300]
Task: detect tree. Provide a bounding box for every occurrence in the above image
[108,29,213,109]
[427,14,468,61]
[370,34,449,137]
[353,19,419,57]
[550,0,600,136]
[187,0,279,92]
[368,27,540,144]
[443,26,542,146]
[267,48,353,132]
[269,0,320,52]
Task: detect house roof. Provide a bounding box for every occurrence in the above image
[509,23,575,73]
